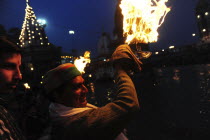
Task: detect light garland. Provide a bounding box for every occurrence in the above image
[19,0,50,47]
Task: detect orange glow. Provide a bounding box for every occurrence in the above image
[74,51,91,74]
[120,0,171,44]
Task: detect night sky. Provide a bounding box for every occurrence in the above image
[0,0,200,56]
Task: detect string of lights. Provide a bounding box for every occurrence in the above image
[19,0,50,47]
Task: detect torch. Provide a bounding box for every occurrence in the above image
[120,0,171,59]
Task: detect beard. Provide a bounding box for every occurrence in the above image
[0,84,16,106]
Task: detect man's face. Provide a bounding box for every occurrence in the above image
[0,53,22,94]
[59,76,88,108]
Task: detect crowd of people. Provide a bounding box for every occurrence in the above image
[0,37,141,140]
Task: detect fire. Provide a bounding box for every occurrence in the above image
[23,83,30,89]
[74,51,91,74]
[120,0,171,44]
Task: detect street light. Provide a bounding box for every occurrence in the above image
[37,18,47,27]
[169,46,175,49]
[69,30,75,34]
[69,30,75,49]
[202,29,206,32]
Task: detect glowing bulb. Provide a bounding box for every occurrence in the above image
[24,83,30,89]
[169,46,175,49]
[69,30,75,34]
[37,19,47,26]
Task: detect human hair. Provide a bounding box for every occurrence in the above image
[0,37,22,59]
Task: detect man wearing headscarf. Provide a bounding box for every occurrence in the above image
[43,45,142,140]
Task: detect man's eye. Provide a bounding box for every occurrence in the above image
[0,64,16,70]
[72,84,82,90]
[72,85,80,90]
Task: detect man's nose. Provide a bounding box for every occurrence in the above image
[14,67,22,80]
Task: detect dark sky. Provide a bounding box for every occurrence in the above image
[0,0,200,56]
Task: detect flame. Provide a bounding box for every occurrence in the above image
[74,51,91,74]
[120,0,171,44]
[23,83,30,89]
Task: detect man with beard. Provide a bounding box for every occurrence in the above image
[0,37,25,139]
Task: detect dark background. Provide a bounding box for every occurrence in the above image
[0,0,199,55]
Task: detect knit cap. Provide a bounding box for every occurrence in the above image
[43,63,81,94]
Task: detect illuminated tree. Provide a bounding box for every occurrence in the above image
[19,0,50,47]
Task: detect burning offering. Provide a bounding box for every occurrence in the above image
[120,0,171,58]
[74,51,91,74]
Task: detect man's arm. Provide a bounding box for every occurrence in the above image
[61,64,139,139]
[57,45,141,139]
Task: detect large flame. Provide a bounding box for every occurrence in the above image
[74,51,91,74]
[120,0,171,44]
